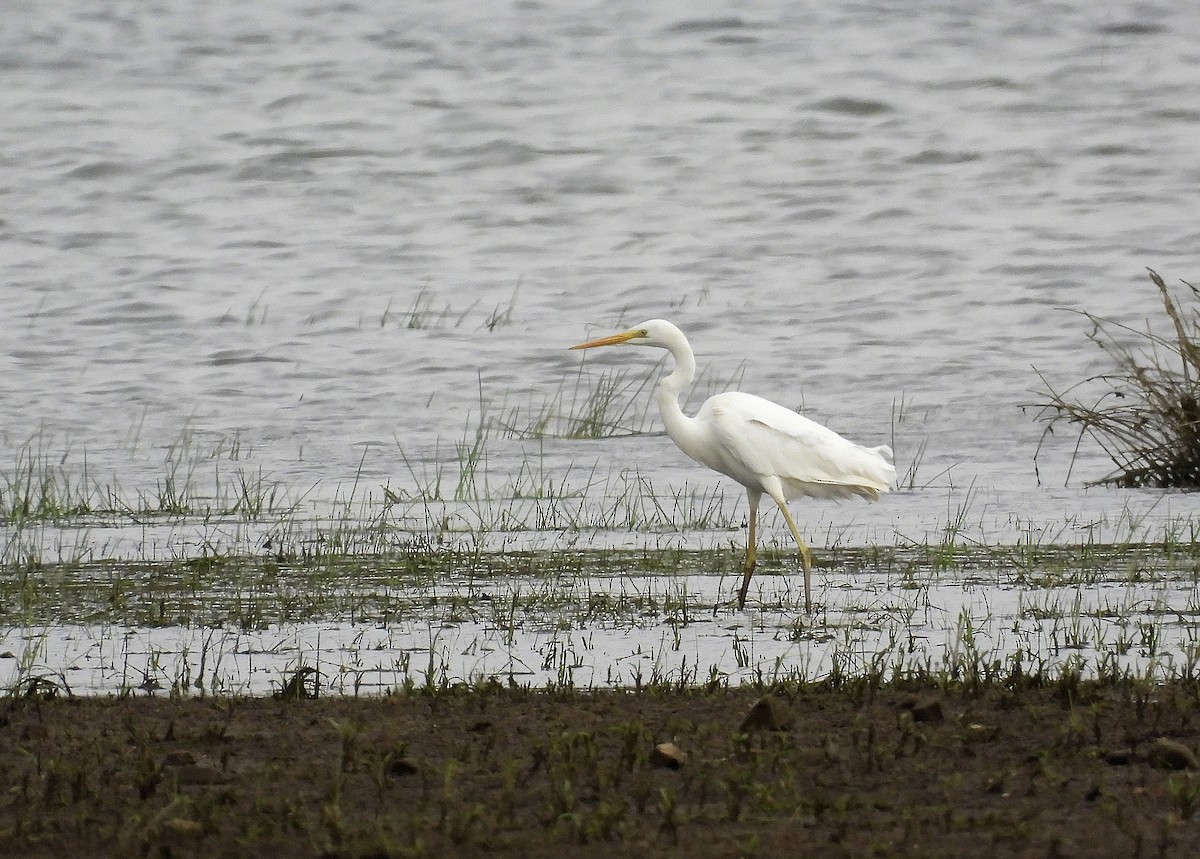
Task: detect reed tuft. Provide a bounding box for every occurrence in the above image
[1036,269,1200,487]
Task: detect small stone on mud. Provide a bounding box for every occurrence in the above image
[386,757,419,777]
[908,699,944,723]
[1147,737,1199,770]
[159,818,204,841]
[1104,748,1134,766]
[964,723,998,743]
[739,695,793,733]
[651,742,687,769]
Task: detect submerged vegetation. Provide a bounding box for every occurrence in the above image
[2,536,1200,698]
[1037,269,1200,488]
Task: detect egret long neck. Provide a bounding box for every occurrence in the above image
[654,341,703,450]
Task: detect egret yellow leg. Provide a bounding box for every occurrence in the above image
[737,493,760,609]
[775,504,814,613]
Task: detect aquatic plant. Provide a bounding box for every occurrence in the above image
[0,429,290,527]
[1035,269,1200,488]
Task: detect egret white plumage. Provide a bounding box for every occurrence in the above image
[571,319,895,612]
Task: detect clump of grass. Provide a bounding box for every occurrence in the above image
[497,365,658,439]
[380,286,477,330]
[1035,269,1200,487]
[0,433,97,523]
[483,281,519,331]
[0,429,288,529]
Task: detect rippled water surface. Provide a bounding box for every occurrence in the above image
[3,1,1200,691]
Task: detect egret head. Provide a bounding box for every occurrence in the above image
[570,319,683,351]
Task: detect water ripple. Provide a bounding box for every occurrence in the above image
[0,0,1197,544]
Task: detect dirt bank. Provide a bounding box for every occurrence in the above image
[2,678,1198,857]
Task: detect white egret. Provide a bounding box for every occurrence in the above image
[571,319,895,612]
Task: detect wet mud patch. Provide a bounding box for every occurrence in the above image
[2,680,1199,857]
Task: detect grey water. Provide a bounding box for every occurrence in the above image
[3,1,1200,692]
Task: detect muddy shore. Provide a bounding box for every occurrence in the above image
[3,678,1199,857]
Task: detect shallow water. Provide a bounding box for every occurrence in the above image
[3,1,1200,691]
[3,547,1197,696]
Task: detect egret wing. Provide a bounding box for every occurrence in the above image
[704,393,895,499]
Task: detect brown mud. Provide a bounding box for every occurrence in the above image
[2,678,1199,857]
